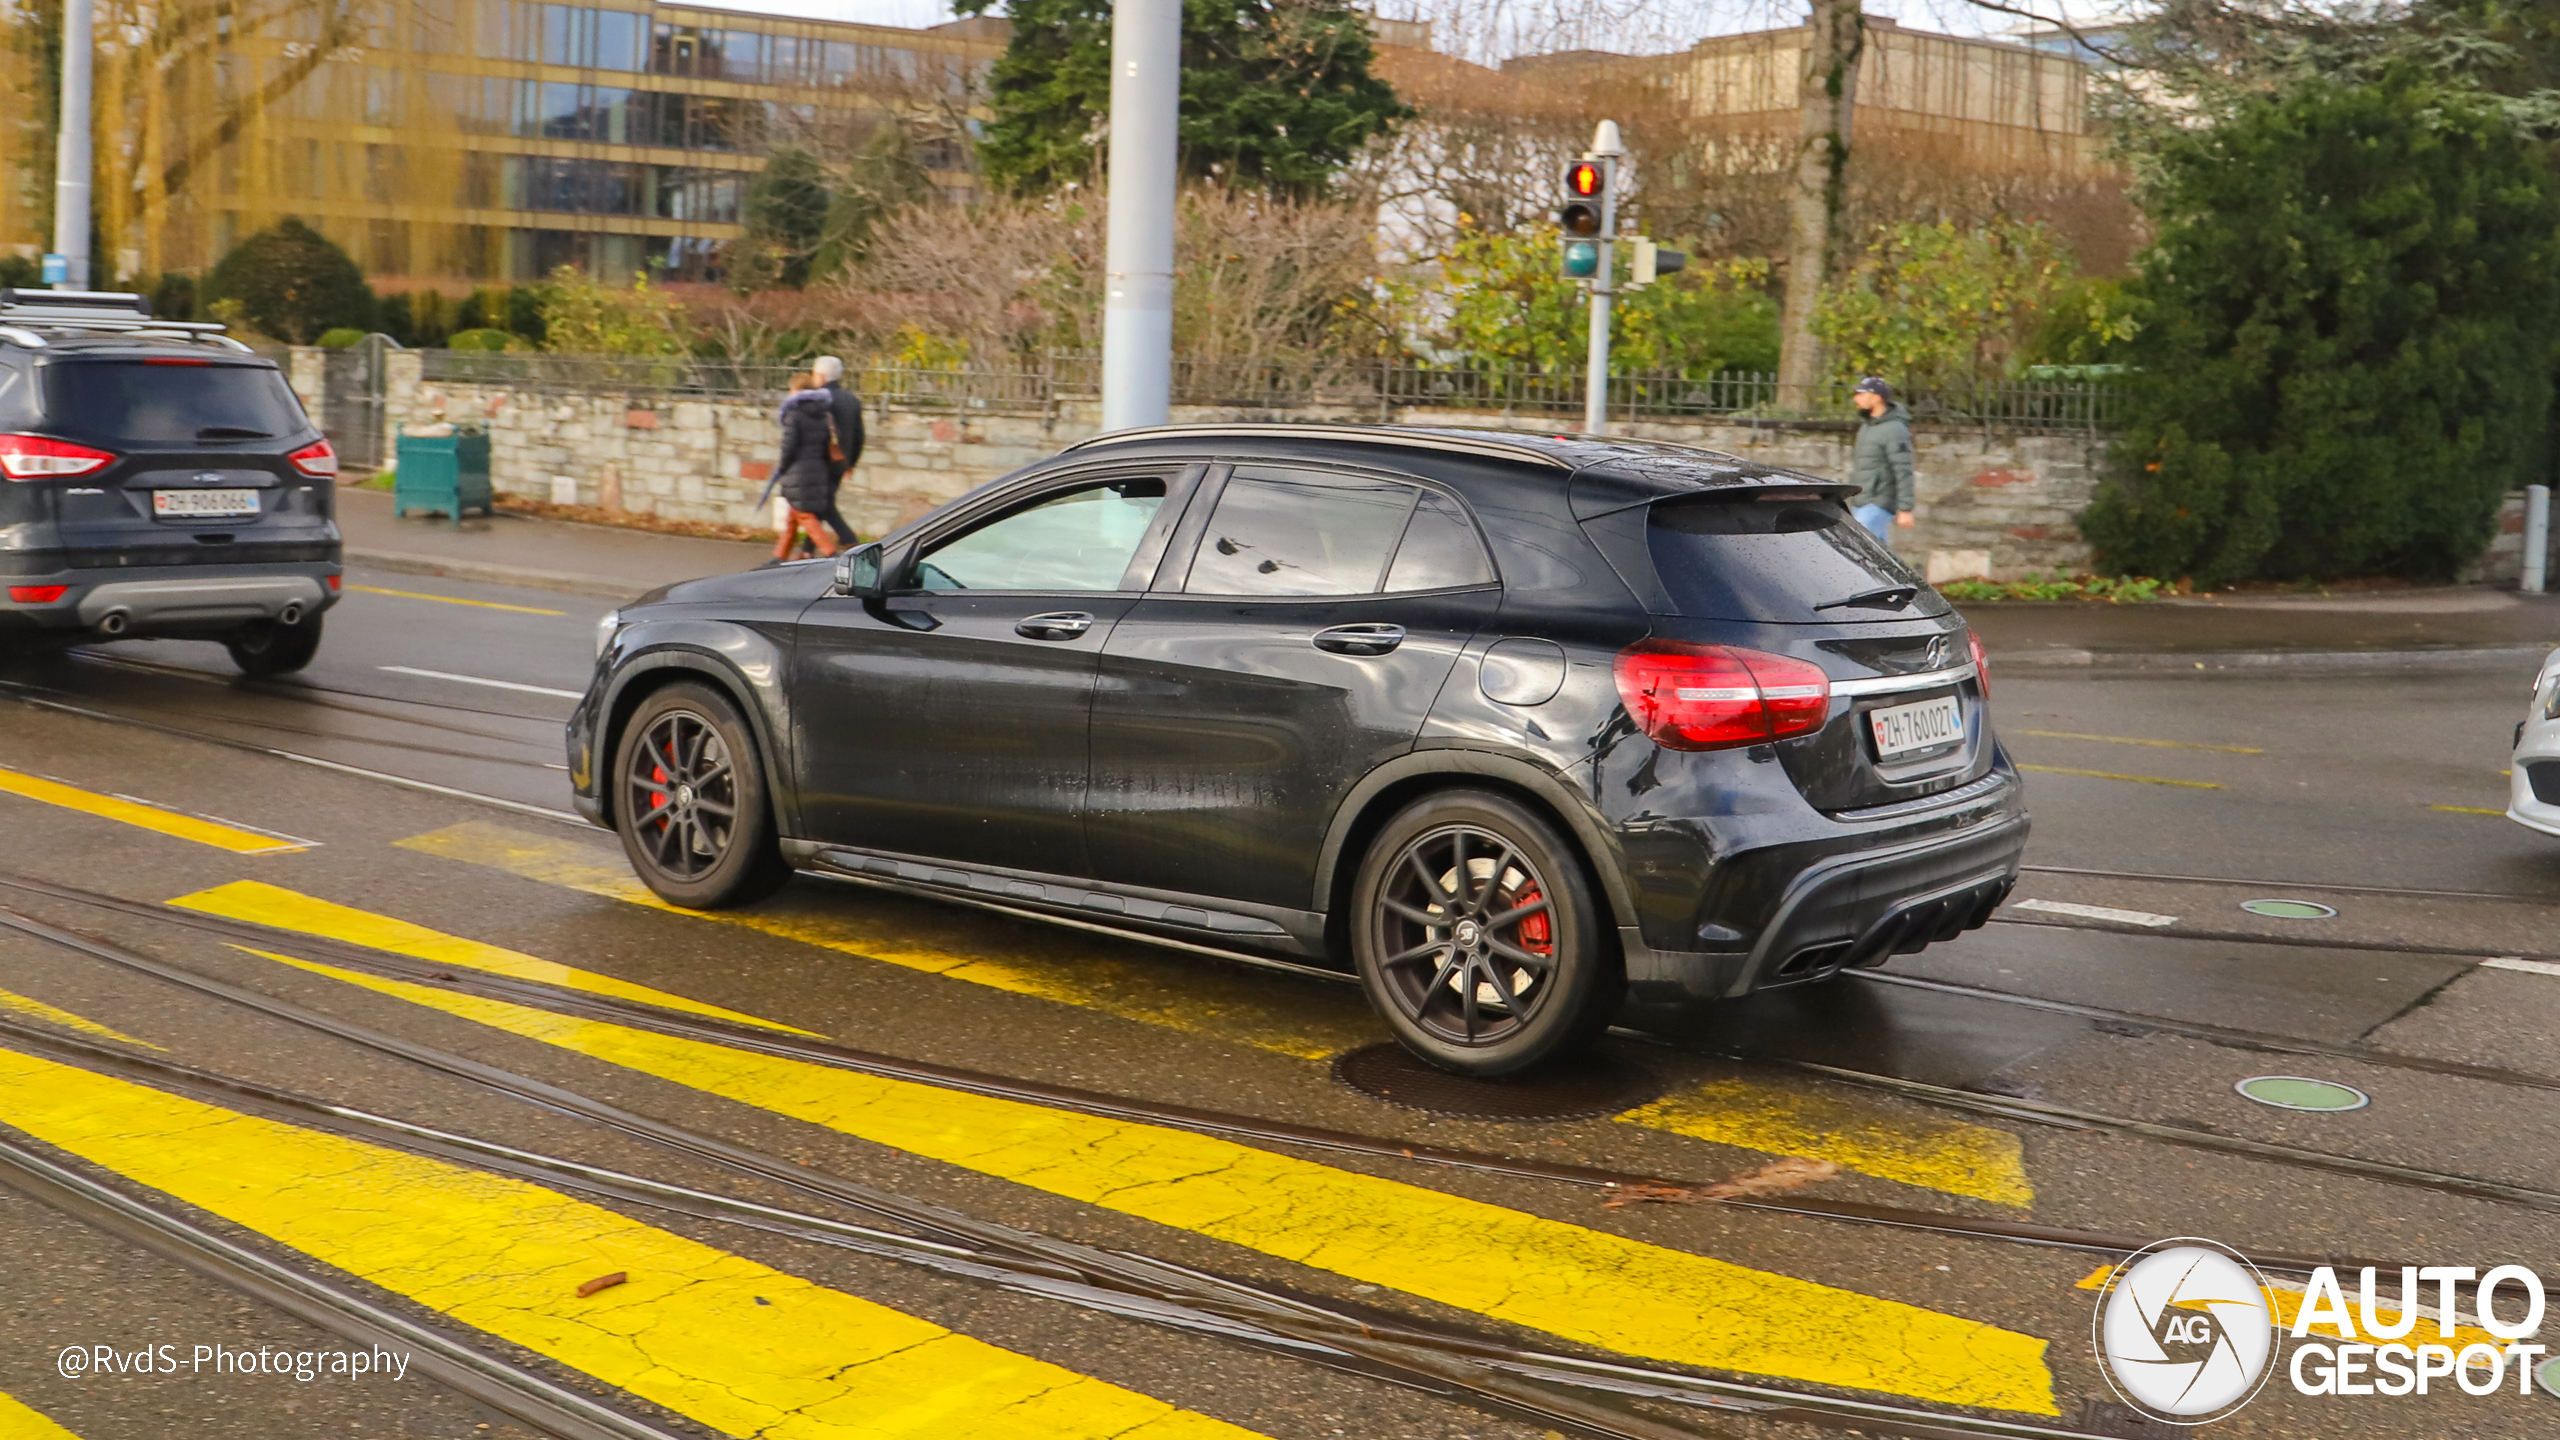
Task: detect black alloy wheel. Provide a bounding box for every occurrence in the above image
[1351,790,1617,1077]
[612,682,789,909]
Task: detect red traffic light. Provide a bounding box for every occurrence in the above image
[1567,161,1605,197]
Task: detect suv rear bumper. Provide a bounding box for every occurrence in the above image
[0,566,338,637]
[1615,808,2028,1028]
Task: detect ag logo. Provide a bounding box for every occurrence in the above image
[2093,1238,2276,1424]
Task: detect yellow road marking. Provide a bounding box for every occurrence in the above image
[256,948,2058,1413]
[172,882,815,1036]
[2019,730,2261,754]
[1619,1079,2031,1208]
[2073,1265,2510,1349]
[0,1046,1261,1440]
[344,584,564,616]
[407,824,2029,1200]
[0,1390,82,1439]
[2017,764,2223,791]
[0,766,309,853]
[396,822,1372,1061]
[0,988,161,1051]
[2428,805,2504,817]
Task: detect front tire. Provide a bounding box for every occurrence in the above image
[226,613,323,677]
[1350,789,1619,1077]
[612,681,790,909]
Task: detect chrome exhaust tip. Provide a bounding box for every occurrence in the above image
[95,610,130,637]
[277,601,304,627]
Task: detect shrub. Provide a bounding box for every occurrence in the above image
[446,328,518,352]
[2083,70,2560,585]
[1811,219,2070,392]
[200,219,376,345]
[316,328,368,348]
[537,267,685,355]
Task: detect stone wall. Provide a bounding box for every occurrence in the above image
[368,350,2551,584]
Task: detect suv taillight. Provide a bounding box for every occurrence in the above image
[1969,630,1991,699]
[1613,640,1833,751]
[288,438,339,478]
[0,433,115,480]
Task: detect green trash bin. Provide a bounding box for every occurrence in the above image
[393,431,494,526]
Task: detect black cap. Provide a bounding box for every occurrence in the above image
[1853,376,1893,398]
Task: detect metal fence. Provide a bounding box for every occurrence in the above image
[418,348,2126,432]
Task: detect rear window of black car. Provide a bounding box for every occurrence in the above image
[40,361,307,446]
[1645,492,1950,622]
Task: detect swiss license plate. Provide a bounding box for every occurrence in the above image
[1868,694,1963,760]
[153,488,261,518]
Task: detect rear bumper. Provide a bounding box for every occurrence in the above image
[1615,807,2029,1028]
[0,564,339,636]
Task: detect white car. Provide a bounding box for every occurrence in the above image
[2512,646,2560,836]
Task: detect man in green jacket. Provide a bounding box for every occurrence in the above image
[1849,376,1917,543]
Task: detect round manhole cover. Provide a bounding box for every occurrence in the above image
[1332,1043,1662,1121]
[2536,1354,2560,1401]
[2235,1075,2370,1112]
[2240,898,2337,920]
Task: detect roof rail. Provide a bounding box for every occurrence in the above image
[1060,422,1572,470]
[0,289,237,346]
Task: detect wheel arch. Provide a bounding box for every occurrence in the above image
[593,633,791,834]
[1314,748,1640,957]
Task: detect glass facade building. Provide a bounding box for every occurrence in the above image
[0,1,1001,287]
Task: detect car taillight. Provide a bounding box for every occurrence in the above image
[288,438,339,478]
[1969,630,1991,699]
[7,585,68,603]
[1613,640,1833,751]
[325,574,342,591]
[0,433,115,480]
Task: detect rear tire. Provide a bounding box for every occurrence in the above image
[1350,789,1620,1077]
[612,681,790,909]
[225,614,323,677]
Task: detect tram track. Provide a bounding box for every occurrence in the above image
[0,898,2139,1440]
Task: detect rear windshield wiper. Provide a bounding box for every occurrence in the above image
[195,425,272,440]
[1814,585,1919,614]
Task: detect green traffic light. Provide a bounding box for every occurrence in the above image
[1562,240,1600,278]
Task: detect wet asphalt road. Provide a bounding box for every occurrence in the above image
[0,575,2554,1440]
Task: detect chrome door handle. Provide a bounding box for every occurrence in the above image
[1015,611,1095,641]
[1312,623,1406,656]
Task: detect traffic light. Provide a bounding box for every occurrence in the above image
[1559,158,1611,277]
[1630,237,1687,288]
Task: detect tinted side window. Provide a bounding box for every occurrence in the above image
[1383,491,1496,592]
[1185,468,1415,597]
[1646,494,1948,622]
[40,361,308,445]
[0,364,33,427]
[914,477,1166,592]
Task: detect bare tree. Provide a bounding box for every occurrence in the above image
[1776,0,1864,409]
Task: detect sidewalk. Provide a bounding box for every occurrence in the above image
[337,487,772,600]
[1968,588,2560,672]
[335,485,2560,669]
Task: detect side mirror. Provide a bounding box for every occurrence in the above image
[833,542,885,599]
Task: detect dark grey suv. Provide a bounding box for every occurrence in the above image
[0,289,341,675]
[571,424,2027,1074]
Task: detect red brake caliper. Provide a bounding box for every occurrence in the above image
[1514,884,1552,956]
[649,764,669,827]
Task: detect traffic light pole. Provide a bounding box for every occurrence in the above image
[1101,0,1178,431]
[1580,122,1622,436]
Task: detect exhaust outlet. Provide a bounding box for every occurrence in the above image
[277,601,304,626]
[96,610,130,637]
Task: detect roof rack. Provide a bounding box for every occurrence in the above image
[1060,422,1573,470]
[0,288,243,349]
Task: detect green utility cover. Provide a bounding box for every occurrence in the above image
[2240,898,2336,919]
[2235,1075,2369,1112]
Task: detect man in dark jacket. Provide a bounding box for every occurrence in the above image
[810,355,866,548]
[1849,376,1916,543]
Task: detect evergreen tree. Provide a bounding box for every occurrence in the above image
[814,124,936,280]
[955,0,1409,195]
[735,147,832,290]
[200,218,376,345]
[2083,69,2560,585]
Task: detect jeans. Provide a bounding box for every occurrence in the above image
[1853,504,1896,543]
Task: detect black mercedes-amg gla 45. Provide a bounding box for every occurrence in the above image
[571,425,2027,1074]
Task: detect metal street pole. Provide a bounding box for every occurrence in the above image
[2526,484,2551,595]
[51,0,93,290]
[1101,0,1178,432]
[1581,121,1622,436]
